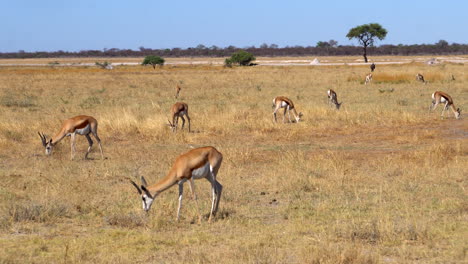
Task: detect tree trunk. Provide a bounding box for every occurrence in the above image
[363,45,368,63]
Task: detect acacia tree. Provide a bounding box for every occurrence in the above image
[142,55,165,69]
[224,50,256,66]
[346,23,387,62]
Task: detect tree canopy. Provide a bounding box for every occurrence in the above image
[142,55,165,69]
[225,50,256,67]
[346,23,387,62]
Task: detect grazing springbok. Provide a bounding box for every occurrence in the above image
[167,102,191,132]
[430,91,461,119]
[130,146,223,223]
[365,73,373,85]
[175,84,181,99]
[327,89,342,110]
[416,73,427,84]
[272,96,303,123]
[370,62,376,72]
[38,115,103,160]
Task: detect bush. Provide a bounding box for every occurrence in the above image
[95,61,113,69]
[226,50,256,66]
[7,201,71,223]
[224,58,233,68]
[142,55,165,69]
[104,213,147,228]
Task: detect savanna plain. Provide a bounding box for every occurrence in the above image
[0,56,467,263]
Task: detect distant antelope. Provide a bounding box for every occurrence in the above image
[416,73,427,84]
[175,84,181,99]
[370,62,376,72]
[327,89,342,110]
[168,102,191,132]
[272,96,303,123]
[365,73,373,85]
[430,91,461,119]
[38,115,104,160]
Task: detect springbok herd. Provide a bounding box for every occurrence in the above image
[37,66,462,223]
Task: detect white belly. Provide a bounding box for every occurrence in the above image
[74,124,91,135]
[280,101,288,108]
[440,97,447,103]
[191,162,211,180]
[177,111,187,117]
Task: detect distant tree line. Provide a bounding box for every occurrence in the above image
[1,41,467,59]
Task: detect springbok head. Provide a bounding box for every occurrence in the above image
[130,176,155,212]
[455,108,462,119]
[296,112,303,122]
[167,118,176,132]
[336,102,342,110]
[38,132,53,155]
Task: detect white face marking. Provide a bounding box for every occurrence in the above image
[45,143,52,155]
[142,194,154,211]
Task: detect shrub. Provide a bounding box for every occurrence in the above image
[104,213,147,228]
[95,61,113,69]
[224,58,233,67]
[0,94,36,108]
[7,201,71,222]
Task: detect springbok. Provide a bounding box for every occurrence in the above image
[175,84,181,99]
[429,91,461,119]
[167,102,191,132]
[365,73,373,85]
[327,89,342,110]
[130,146,223,223]
[38,115,103,160]
[416,73,427,84]
[272,96,303,123]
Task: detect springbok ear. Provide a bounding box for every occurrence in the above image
[130,180,142,194]
[141,176,148,187]
[141,185,152,198]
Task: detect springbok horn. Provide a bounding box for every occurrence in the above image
[167,118,173,126]
[141,176,148,187]
[38,132,46,146]
[141,185,153,199]
[130,180,142,195]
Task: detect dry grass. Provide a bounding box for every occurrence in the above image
[0,56,467,263]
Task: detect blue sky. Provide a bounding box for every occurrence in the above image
[2,0,467,52]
